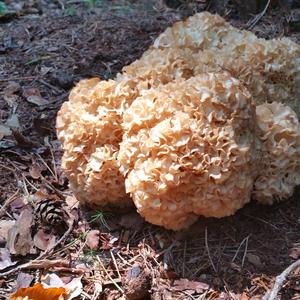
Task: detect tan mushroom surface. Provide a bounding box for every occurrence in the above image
[121,12,300,114]
[254,102,300,204]
[56,12,300,230]
[119,73,259,229]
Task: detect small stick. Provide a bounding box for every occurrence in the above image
[110,250,121,279]
[205,227,217,273]
[38,79,64,95]
[182,240,187,277]
[241,236,249,268]
[0,76,37,82]
[0,220,74,277]
[247,0,271,30]
[0,190,19,217]
[96,256,124,293]
[0,260,69,277]
[232,235,248,263]
[263,259,300,300]
[37,219,74,260]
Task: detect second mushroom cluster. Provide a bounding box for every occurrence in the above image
[57,12,300,230]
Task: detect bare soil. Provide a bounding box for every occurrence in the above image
[0,1,299,299]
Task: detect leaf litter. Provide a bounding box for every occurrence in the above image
[0,0,299,300]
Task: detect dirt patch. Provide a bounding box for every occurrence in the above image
[0,1,299,299]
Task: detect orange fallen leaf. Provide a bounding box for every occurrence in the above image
[9,283,68,300]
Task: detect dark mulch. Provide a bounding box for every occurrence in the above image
[0,1,299,299]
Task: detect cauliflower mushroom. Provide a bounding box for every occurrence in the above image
[56,12,300,229]
[56,78,132,208]
[118,73,259,230]
[121,12,300,114]
[254,102,300,204]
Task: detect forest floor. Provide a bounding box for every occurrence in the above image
[0,1,299,299]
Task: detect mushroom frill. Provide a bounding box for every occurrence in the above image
[56,12,300,230]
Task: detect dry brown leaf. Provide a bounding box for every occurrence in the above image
[33,228,56,251]
[7,207,35,256]
[0,220,15,245]
[10,197,27,213]
[247,253,262,268]
[0,248,16,270]
[3,81,20,107]
[65,195,79,209]
[289,243,300,259]
[241,292,249,300]
[171,278,209,293]
[85,230,100,250]
[29,162,44,179]
[9,283,68,300]
[23,88,48,106]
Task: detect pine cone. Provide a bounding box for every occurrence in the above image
[34,199,67,226]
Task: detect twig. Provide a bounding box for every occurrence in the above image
[0,76,37,82]
[241,236,249,268]
[110,250,121,279]
[38,79,64,95]
[232,236,247,262]
[0,220,74,277]
[0,260,69,277]
[247,0,271,30]
[205,227,217,273]
[263,259,300,300]
[96,256,124,294]
[182,240,187,277]
[37,219,74,260]
[41,176,65,200]
[0,190,19,217]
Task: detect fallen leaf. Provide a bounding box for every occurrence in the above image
[5,114,20,129]
[85,230,100,250]
[10,197,27,213]
[12,129,39,149]
[65,195,79,223]
[247,253,262,268]
[215,292,231,299]
[241,292,249,300]
[3,81,20,107]
[0,124,12,140]
[16,272,34,289]
[65,195,79,209]
[8,283,68,300]
[0,220,15,245]
[0,140,16,148]
[40,66,53,76]
[7,207,35,256]
[0,248,16,270]
[42,273,64,287]
[42,273,83,300]
[289,243,300,259]
[33,228,56,251]
[29,162,44,179]
[33,117,52,136]
[23,88,48,106]
[63,277,83,300]
[171,279,209,293]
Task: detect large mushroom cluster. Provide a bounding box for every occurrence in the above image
[57,12,300,230]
